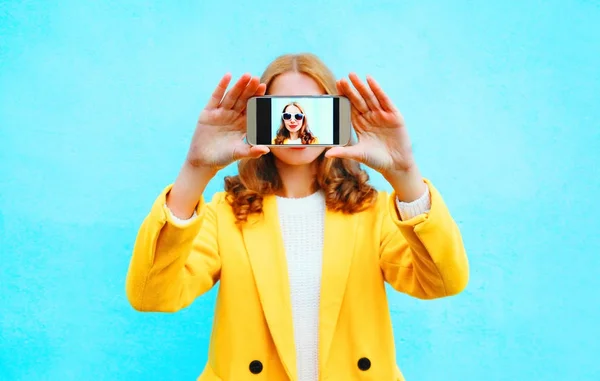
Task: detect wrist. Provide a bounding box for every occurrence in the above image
[182,159,219,178]
[167,161,217,219]
[185,150,221,174]
[383,165,426,203]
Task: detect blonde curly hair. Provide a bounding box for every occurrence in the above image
[224,53,377,223]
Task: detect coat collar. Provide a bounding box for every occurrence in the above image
[241,194,359,380]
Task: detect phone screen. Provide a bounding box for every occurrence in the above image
[254,96,341,145]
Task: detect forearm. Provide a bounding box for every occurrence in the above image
[380,179,469,298]
[127,181,221,312]
[395,183,431,220]
[166,161,217,219]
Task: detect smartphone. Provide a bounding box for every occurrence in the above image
[246,95,352,146]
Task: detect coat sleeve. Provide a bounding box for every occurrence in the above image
[378,179,469,299]
[125,185,222,312]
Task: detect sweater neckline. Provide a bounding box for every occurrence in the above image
[275,190,325,212]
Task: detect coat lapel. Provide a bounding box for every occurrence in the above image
[241,195,297,380]
[241,195,359,380]
[318,208,359,373]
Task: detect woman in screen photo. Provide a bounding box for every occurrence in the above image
[272,102,319,145]
[126,53,469,381]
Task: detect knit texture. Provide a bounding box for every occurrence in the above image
[275,191,326,381]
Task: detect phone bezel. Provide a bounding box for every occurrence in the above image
[246,95,352,147]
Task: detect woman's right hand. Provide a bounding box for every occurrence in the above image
[187,73,270,170]
[166,74,268,219]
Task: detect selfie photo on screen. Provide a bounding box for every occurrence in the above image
[270,97,334,145]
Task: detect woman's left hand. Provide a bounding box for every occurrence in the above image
[326,73,426,201]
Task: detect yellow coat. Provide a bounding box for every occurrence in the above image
[125,179,469,381]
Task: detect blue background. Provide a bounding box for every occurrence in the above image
[1,1,599,380]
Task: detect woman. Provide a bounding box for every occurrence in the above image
[126,53,469,381]
[272,102,319,144]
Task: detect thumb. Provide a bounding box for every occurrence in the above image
[325,145,365,162]
[247,145,270,158]
[233,144,270,160]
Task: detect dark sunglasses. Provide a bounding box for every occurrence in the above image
[282,112,304,121]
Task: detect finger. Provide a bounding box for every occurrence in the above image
[348,73,381,111]
[324,145,365,163]
[255,83,266,96]
[234,83,266,119]
[232,78,263,113]
[220,73,252,109]
[366,75,396,112]
[350,106,366,132]
[337,79,369,114]
[207,73,232,109]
